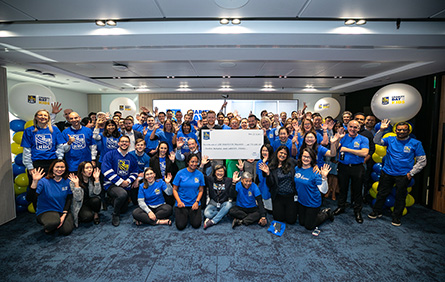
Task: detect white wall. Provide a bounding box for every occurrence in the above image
[7,79,89,122]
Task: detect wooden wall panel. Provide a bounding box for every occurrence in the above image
[87,94,102,113]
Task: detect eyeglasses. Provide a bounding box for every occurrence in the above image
[396,128,409,132]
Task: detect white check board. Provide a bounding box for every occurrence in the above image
[201,130,264,160]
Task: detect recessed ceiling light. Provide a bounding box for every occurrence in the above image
[344,19,356,25]
[219,62,236,68]
[177,87,191,92]
[356,19,367,25]
[220,18,229,25]
[231,19,241,25]
[106,20,117,26]
[95,20,106,26]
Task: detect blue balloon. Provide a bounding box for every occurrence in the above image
[9,119,26,132]
[374,122,381,132]
[385,195,396,207]
[371,172,380,182]
[408,178,415,187]
[13,163,26,177]
[15,153,23,166]
[16,204,27,213]
[373,163,383,174]
[16,193,29,206]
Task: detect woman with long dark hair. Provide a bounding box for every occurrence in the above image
[298,131,340,168]
[295,148,334,231]
[26,160,77,235]
[72,161,102,226]
[259,145,298,224]
[93,119,121,164]
[132,167,173,226]
[255,144,274,212]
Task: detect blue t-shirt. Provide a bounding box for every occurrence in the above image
[256,160,271,200]
[176,131,199,154]
[62,126,94,172]
[21,126,64,161]
[138,179,167,207]
[381,136,425,176]
[155,131,175,152]
[36,178,72,216]
[129,151,151,173]
[235,182,261,209]
[338,134,369,165]
[265,128,278,144]
[133,122,147,134]
[294,166,322,208]
[144,128,161,153]
[172,168,205,207]
[297,132,323,150]
[272,138,292,152]
[96,134,120,163]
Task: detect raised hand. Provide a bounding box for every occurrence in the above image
[320,164,331,179]
[51,102,62,114]
[165,173,172,184]
[169,151,175,162]
[201,155,210,166]
[176,137,184,149]
[380,119,390,131]
[236,160,244,171]
[337,127,345,138]
[68,173,80,187]
[92,167,101,181]
[232,171,241,182]
[31,167,45,181]
[321,123,328,130]
[258,162,270,175]
[330,133,340,144]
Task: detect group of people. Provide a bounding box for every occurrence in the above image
[21,101,426,236]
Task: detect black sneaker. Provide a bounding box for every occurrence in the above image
[391,218,401,227]
[322,208,334,222]
[232,219,242,229]
[368,211,383,219]
[112,214,120,227]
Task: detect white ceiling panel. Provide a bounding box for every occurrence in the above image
[191,61,265,76]
[301,0,445,19]
[2,0,163,21]
[0,2,34,22]
[158,0,306,18]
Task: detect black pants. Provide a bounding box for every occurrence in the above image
[37,211,74,236]
[297,202,329,230]
[373,171,410,220]
[107,185,129,216]
[175,206,202,230]
[229,206,260,225]
[337,163,364,213]
[133,204,173,225]
[272,194,297,224]
[78,197,101,222]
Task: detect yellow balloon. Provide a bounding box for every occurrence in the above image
[407,186,412,193]
[383,132,397,138]
[24,120,34,129]
[390,207,408,216]
[28,203,35,213]
[372,153,383,163]
[405,194,415,207]
[14,183,27,195]
[13,131,24,144]
[11,142,23,155]
[15,173,29,187]
[372,181,379,192]
[375,145,387,157]
[369,188,377,199]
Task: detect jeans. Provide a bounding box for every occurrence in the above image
[204,200,233,224]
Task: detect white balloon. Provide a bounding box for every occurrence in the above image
[313,97,341,119]
[8,83,57,121]
[109,97,137,118]
[371,83,422,124]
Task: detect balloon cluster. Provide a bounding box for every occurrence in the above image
[10,119,35,214]
[368,147,415,216]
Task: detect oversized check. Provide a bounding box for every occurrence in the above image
[201,130,263,159]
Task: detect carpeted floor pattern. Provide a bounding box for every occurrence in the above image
[0,199,444,282]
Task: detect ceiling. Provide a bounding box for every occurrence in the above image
[1,0,445,95]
